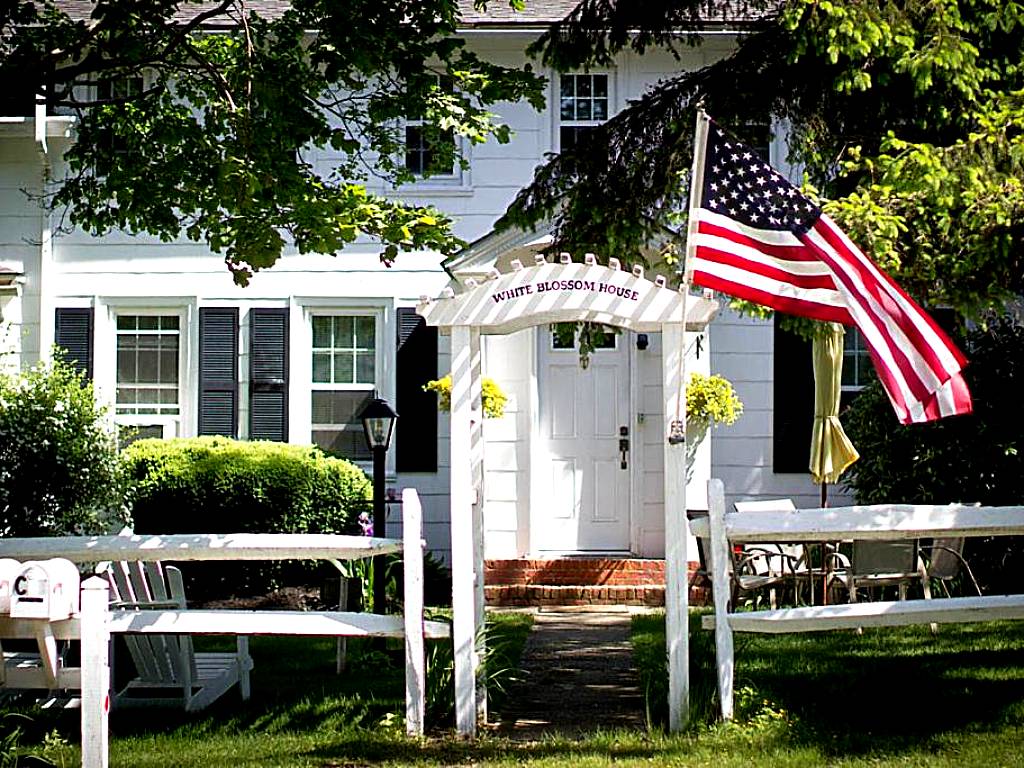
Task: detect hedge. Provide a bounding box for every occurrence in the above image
[123,437,372,598]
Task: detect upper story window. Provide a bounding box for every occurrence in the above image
[310,313,378,461]
[95,75,144,103]
[558,73,609,152]
[404,75,458,179]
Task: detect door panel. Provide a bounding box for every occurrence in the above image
[537,330,631,552]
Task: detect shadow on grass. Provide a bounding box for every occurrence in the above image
[635,611,1024,759]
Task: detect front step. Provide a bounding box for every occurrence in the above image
[484,558,705,607]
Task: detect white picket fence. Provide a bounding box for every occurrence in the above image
[0,488,448,767]
[690,479,1024,721]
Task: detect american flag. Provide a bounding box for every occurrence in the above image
[688,116,972,424]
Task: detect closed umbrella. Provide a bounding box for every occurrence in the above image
[810,322,860,604]
[810,322,860,497]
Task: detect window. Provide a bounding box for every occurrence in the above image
[841,327,873,393]
[558,73,609,151]
[310,314,377,461]
[404,76,457,178]
[95,75,143,103]
[550,323,617,350]
[115,315,181,417]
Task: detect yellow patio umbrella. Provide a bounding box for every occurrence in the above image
[810,322,860,501]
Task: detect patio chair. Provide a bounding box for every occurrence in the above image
[923,537,983,597]
[103,560,253,711]
[731,499,810,608]
[831,540,932,603]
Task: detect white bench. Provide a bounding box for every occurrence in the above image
[689,479,1024,721]
[0,488,447,767]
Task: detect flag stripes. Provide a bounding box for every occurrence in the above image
[687,115,972,425]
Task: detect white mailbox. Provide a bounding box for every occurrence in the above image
[10,559,81,620]
[0,558,21,614]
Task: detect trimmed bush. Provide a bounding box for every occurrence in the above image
[123,437,372,598]
[0,357,128,537]
[843,316,1024,594]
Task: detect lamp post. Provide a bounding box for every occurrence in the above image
[359,397,398,614]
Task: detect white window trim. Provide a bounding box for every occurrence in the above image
[291,301,395,475]
[552,69,617,154]
[94,299,196,439]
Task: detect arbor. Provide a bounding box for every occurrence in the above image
[502,0,1024,321]
[0,0,545,284]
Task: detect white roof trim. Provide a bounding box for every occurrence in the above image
[418,260,718,335]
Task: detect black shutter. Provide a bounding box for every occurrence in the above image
[395,307,438,472]
[772,318,814,473]
[198,308,239,437]
[54,307,93,379]
[249,308,289,442]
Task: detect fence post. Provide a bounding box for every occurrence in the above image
[80,575,111,768]
[403,488,426,736]
[707,479,735,720]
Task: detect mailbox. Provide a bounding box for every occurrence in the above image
[0,558,21,614]
[10,559,81,620]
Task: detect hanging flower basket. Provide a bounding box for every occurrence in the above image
[423,374,509,419]
[686,372,743,429]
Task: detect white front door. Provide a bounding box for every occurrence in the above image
[536,327,632,552]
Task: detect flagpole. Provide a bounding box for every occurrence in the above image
[665,107,712,734]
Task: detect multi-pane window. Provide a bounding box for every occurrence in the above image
[405,76,457,177]
[551,322,617,350]
[841,327,873,391]
[311,315,377,460]
[559,73,608,151]
[115,315,180,416]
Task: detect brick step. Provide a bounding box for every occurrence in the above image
[485,558,667,587]
[485,584,667,607]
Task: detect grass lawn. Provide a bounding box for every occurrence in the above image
[4,610,1024,766]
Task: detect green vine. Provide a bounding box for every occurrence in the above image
[423,374,508,419]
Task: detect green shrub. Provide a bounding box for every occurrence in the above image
[123,437,372,598]
[842,315,1024,594]
[0,357,128,537]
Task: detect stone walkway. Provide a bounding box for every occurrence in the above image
[494,607,647,739]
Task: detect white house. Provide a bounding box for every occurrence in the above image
[0,1,856,572]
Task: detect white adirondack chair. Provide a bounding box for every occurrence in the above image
[104,561,253,712]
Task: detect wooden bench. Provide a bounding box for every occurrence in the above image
[689,479,1024,721]
[0,488,447,767]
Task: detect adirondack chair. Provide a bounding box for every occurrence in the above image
[104,560,253,712]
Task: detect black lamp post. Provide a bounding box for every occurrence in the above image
[359,397,398,614]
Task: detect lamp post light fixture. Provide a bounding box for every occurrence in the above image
[359,397,398,614]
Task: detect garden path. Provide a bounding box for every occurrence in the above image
[494,607,647,739]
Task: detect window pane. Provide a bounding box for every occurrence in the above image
[335,352,354,383]
[312,316,332,348]
[560,98,575,120]
[160,349,178,383]
[857,354,873,384]
[117,316,136,331]
[117,349,135,382]
[356,351,375,383]
[137,316,159,331]
[160,316,180,331]
[593,75,607,97]
[137,350,159,383]
[116,387,136,405]
[334,316,354,347]
[355,316,375,349]
[577,76,591,97]
[312,352,331,383]
[592,98,608,121]
[560,77,574,97]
